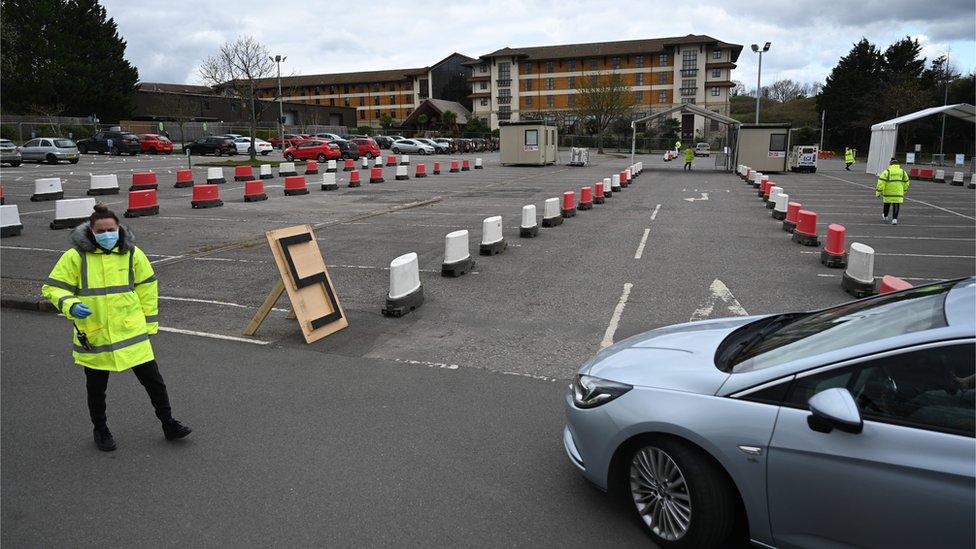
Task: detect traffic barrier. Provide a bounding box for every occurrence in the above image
[879,275,913,294]
[541,197,563,227]
[908,167,920,179]
[399,154,410,166]
[244,180,268,202]
[751,171,762,188]
[206,167,226,184]
[433,161,441,175]
[369,167,384,184]
[758,180,771,198]
[175,169,194,188]
[603,177,612,198]
[918,168,934,181]
[234,165,254,181]
[31,178,63,201]
[124,190,159,218]
[950,171,964,186]
[372,156,383,168]
[619,171,629,188]
[820,224,847,268]
[628,166,636,179]
[191,185,223,208]
[461,159,471,171]
[765,186,782,208]
[611,174,622,192]
[970,174,975,189]
[131,172,158,191]
[636,161,643,174]
[382,252,424,317]
[842,243,877,298]
[395,165,409,181]
[259,164,273,180]
[88,174,120,195]
[475,158,483,169]
[479,216,506,255]
[450,159,460,173]
[415,163,427,178]
[278,162,297,177]
[305,160,319,175]
[386,155,397,167]
[737,164,745,177]
[934,169,944,183]
[326,160,337,173]
[0,184,4,205]
[626,167,633,183]
[284,176,309,196]
[0,205,23,237]
[347,170,361,188]
[520,205,538,237]
[759,175,769,191]
[771,192,789,220]
[441,230,475,277]
[782,202,802,232]
[791,210,820,246]
[51,197,96,228]
[594,182,605,204]
[360,157,369,169]
[343,159,354,172]
[561,191,577,218]
[579,186,593,210]
[745,168,755,183]
[321,172,339,191]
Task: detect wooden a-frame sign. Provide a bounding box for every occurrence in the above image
[244,225,348,343]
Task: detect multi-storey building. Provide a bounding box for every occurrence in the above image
[465,34,741,137]
[253,53,474,127]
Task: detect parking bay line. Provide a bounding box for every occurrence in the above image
[818,173,976,221]
[600,283,633,349]
[799,251,975,259]
[634,228,651,259]
[157,326,269,345]
[650,204,661,220]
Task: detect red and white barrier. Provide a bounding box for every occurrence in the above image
[820,224,847,268]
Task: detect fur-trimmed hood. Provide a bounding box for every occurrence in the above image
[70,222,136,253]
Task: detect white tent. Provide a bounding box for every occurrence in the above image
[866,103,975,175]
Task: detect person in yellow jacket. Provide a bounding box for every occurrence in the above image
[42,203,191,451]
[844,147,856,171]
[683,147,695,171]
[674,139,682,155]
[875,157,910,225]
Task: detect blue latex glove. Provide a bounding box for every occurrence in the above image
[70,303,92,319]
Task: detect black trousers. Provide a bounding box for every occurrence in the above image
[84,360,172,427]
[684,161,691,170]
[845,161,853,170]
[883,202,901,219]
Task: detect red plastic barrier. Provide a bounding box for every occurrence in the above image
[579,186,593,210]
[369,167,383,184]
[284,175,309,195]
[234,166,254,181]
[909,167,920,178]
[415,163,427,178]
[131,172,157,190]
[785,202,802,224]
[244,180,267,202]
[823,224,846,255]
[450,159,460,173]
[879,275,913,294]
[386,155,397,167]
[433,161,441,175]
[305,160,318,174]
[619,170,629,188]
[175,169,194,188]
[919,168,934,180]
[348,170,361,187]
[561,191,576,217]
[191,185,222,208]
[461,159,471,171]
[124,189,158,217]
[795,210,817,236]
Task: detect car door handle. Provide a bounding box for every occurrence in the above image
[737,445,763,456]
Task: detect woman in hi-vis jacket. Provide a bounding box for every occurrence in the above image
[42,203,191,451]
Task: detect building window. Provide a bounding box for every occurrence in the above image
[546,61,554,73]
[359,110,365,119]
[659,53,669,65]
[499,106,511,120]
[568,76,576,89]
[611,56,621,69]
[568,95,576,106]
[711,87,721,97]
[391,110,396,117]
[681,79,696,96]
[659,72,668,85]
[344,84,350,94]
[713,50,722,59]
[568,59,576,71]
[359,97,365,106]
[590,58,598,70]
[480,81,488,90]
[658,90,667,103]
[526,96,533,107]
[546,77,554,90]
[498,89,512,104]
[636,55,644,68]
[681,98,696,104]
[712,68,721,78]
[329,98,335,106]
[481,98,488,106]
[546,95,554,108]
[681,50,698,76]
[636,73,643,86]
[344,98,350,106]
[525,79,533,91]
[524,63,533,74]
[373,83,380,92]
[328,85,335,94]
[374,96,380,105]
[389,95,395,104]
[480,64,488,73]
[636,90,644,102]
[498,61,511,87]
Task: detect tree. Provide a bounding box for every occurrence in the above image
[417,113,429,132]
[379,112,395,131]
[160,92,202,148]
[463,117,489,136]
[817,38,885,149]
[572,72,636,153]
[0,0,139,121]
[441,110,457,135]
[658,118,681,140]
[729,80,746,97]
[765,79,807,103]
[199,36,276,161]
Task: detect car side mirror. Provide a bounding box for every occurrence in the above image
[807,388,862,434]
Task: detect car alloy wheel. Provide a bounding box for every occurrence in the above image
[78,144,87,154]
[317,154,326,162]
[630,446,692,542]
[46,154,58,164]
[392,148,400,154]
[284,153,294,161]
[215,149,223,156]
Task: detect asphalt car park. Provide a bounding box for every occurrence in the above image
[1,150,973,546]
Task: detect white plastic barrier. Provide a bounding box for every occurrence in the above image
[31,177,63,201]
[278,162,297,176]
[541,197,562,227]
[479,215,506,255]
[206,167,225,184]
[88,174,120,196]
[441,229,474,277]
[51,198,96,229]
[321,172,338,190]
[0,204,23,237]
[395,165,409,180]
[842,242,877,297]
[259,164,273,179]
[381,252,424,317]
[520,205,538,237]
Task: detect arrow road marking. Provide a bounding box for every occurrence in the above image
[684,192,709,202]
[690,279,748,322]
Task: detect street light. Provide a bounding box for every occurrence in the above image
[751,42,771,124]
[270,54,286,149]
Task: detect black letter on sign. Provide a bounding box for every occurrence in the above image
[278,233,343,329]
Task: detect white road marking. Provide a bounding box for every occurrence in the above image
[157,326,269,345]
[158,295,289,312]
[600,283,633,348]
[800,250,975,259]
[816,274,945,281]
[2,245,175,258]
[650,204,661,220]
[845,235,974,241]
[690,279,749,322]
[634,228,651,259]
[819,173,975,221]
[683,192,709,202]
[387,357,459,370]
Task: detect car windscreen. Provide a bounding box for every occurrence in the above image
[122,134,139,140]
[54,139,76,148]
[729,282,954,373]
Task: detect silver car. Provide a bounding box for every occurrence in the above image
[391,139,435,155]
[20,137,80,164]
[0,139,22,166]
[565,278,975,548]
[415,138,449,154]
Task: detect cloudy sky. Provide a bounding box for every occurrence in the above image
[103,0,975,88]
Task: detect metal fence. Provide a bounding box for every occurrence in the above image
[558,135,729,154]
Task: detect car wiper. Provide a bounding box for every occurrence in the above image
[721,313,805,369]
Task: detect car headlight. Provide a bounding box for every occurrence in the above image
[572,374,632,408]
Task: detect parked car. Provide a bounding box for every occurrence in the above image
[221,133,244,140]
[283,140,340,162]
[76,131,141,155]
[269,134,306,149]
[390,139,435,155]
[350,137,381,159]
[471,138,487,152]
[454,138,473,153]
[138,134,173,154]
[694,142,711,157]
[564,278,976,549]
[185,136,237,156]
[0,138,22,167]
[314,133,342,142]
[373,136,395,149]
[232,137,273,156]
[415,138,449,154]
[20,137,80,164]
[387,135,406,142]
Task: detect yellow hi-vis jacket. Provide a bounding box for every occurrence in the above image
[42,223,158,371]
[675,140,682,150]
[684,148,695,162]
[875,164,910,204]
[845,148,855,163]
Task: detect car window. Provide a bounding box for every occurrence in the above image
[54,139,75,148]
[40,139,53,147]
[93,133,104,140]
[24,139,40,147]
[731,283,954,373]
[784,343,975,437]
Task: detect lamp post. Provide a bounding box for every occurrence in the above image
[751,42,771,124]
[271,54,286,149]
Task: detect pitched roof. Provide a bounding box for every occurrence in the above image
[252,67,429,90]
[403,99,471,126]
[478,34,743,62]
[138,82,214,94]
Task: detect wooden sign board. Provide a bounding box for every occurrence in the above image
[244,224,347,343]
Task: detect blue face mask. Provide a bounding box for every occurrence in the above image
[94,231,119,250]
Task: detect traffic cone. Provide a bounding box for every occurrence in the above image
[594,182,605,204]
[234,165,254,182]
[791,210,820,246]
[541,197,562,227]
[579,186,593,210]
[305,160,319,175]
[321,173,339,191]
[450,159,460,173]
[395,165,409,181]
[479,216,506,255]
[348,170,361,187]
[433,162,441,175]
[369,167,384,184]
[191,185,222,208]
[820,224,847,268]
[461,159,470,171]
[51,197,96,228]
[124,189,159,217]
[415,163,427,178]
[284,176,309,196]
[259,164,273,180]
[842,243,878,298]
[441,230,475,277]
[31,178,64,201]
[88,174,120,195]
[244,180,268,202]
[0,205,23,237]
[343,159,354,172]
[131,172,158,191]
[382,252,424,317]
[174,169,194,188]
[782,202,802,232]
[520,205,538,237]
[561,191,576,218]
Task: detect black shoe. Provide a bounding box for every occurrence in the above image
[162,419,192,440]
[93,426,117,452]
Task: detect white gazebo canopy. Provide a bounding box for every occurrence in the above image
[866,103,975,174]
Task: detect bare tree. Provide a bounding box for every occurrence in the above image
[765,79,808,103]
[729,80,746,97]
[572,72,636,153]
[199,36,276,161]
[159,92,201,149]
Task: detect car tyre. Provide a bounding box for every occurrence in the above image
[419,149,428,155]
[149,148,157,155]
[110,146,120,156]
[215,149,223,157]
[46,154,58,164]
[77,144,88,154]
[365,153,374,159]
[10,161,21,167]
[69,158,79,164]
[392,147,400,154]
[284,153,294,162]
[316,153,326,162]
[260,151,269,156]
[626,438,735,549]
